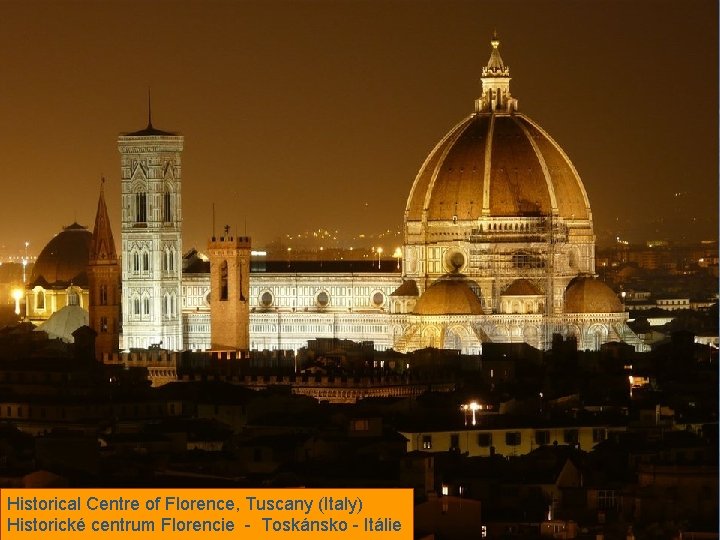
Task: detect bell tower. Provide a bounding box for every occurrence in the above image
[88,179,120,359]
[207,226,251,351]
[118,103,184,350]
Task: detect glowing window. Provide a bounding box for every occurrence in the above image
[219,261,228,301]
[68,290,79,306]
[36,290,45,310]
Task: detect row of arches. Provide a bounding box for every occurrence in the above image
[129,292,178,319]
[128,247,177,274]
[31,287,81,311]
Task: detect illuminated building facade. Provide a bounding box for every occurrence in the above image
[118,115,184,350]
[179,36,640,353]
[27,37,640,353]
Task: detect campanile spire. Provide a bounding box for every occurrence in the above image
[88,179,120,359]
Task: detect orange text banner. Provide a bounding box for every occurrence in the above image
[0,488,413,539]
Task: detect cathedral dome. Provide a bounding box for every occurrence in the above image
[405,37,591,225]
[405,112,591,222]
[564,277,622,314]
[30,223,92,287]
[413,275,483,315]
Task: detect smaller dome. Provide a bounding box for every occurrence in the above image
[35,305,89,343]
[502,279,542,296]
[414,276,483,315]
[31,223,92,287]
[390,280,419,297]
[564,277,622,313]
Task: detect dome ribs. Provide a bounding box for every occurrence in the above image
[488,116,550,217]
[425,115,489,221]
[405,117,472,223]
[517,117,590,221]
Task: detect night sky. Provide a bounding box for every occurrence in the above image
[0,0,716,257]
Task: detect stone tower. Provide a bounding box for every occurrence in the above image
[88,180,120,359]
[208,228,251,351]
[118,109,183,350]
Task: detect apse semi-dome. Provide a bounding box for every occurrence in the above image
[502,278,542,296]
[413,275,483,316]
[564,277,622,314]
[30,223,92,287]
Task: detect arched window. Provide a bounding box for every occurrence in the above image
[36,290,45,310]
[169,249,175,271]
[135,192,147,223]
[239,267,245,301]
[133,252,140,273]
[143,252,150,272]
[100,284,108,305]
[162,191,172,222]
[68,290,79,306]
[219,261,228,301]
[133,297,141,315]
[170,293,176,316]
[143,297,150,315]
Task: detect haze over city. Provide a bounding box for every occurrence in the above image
[0,0,716,258]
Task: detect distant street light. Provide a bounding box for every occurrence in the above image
[393,247,402,270]
[377,247,383,269]
[22,242,29,284]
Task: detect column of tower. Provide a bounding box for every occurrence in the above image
[118,114,184,350]
[88,180,120,359]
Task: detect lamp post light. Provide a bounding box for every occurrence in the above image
[468,401,481,426]
[461,401,482,426]
[11,289,22,316]
[377,247,383,269]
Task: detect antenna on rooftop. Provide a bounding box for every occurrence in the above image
[147,87,153,129]
[212,203,216,240]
